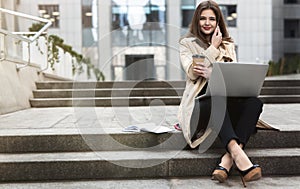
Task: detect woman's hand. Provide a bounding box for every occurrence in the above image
[193,64,212,79]
[211,25,222,49]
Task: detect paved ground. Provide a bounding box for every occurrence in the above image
[0,176,299,189]
[0,104,299,136]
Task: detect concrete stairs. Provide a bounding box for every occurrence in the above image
[30,81,183,107]
[30,79,300,107]
[0,124,299,182]
[0,103,300,182]
[0,79,298,182]
[259,79,300,103]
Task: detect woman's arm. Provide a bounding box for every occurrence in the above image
[179,38,220,81]
[179,39,199,81]
[229,43,237,62]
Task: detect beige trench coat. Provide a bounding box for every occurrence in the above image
[178,36,237,149]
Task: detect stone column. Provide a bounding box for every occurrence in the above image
[167,0,183,80]
[98,0,112,80]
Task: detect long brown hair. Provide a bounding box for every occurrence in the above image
[189,0,233,48]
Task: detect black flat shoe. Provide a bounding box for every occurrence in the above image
[212,165,229,183]
[238,164,262,187]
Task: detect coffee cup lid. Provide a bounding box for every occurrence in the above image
[192,54,205,58]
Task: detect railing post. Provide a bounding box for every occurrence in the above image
[38,34,49,73]
[0,34,6,61]
[16,41,30,70]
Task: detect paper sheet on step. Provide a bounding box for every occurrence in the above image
[122,123,174,134]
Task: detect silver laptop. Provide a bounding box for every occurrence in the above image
[196,62,269,99]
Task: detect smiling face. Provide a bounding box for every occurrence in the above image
[199,9,217,36]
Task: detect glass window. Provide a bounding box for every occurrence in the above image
[82,5,92,28]
[112,0,166,31]
[111,0,166,47]
[82,0,98,47]
[219,5,237,27]
[284,0,300,4]
[285,53,300,58]
[38,5,60,28]
[180,2,237,28]
[285,19,300,38]
[181,0,196,28]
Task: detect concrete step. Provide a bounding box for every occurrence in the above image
[33,87,300,98]
[0,148,299,182]
[35,81,186,90]
[30,95,300,107]
[0,129,298,153]
[259,95,300,103]
[263,79,300,87]
[35,79,300,90]
[31,79,300,107]
[32,88,185,98]
[32,87,300,99]
[30,97,182,107]
[260,87,300,95]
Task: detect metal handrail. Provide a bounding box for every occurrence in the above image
[0,7,51,70]
[0,8,52,42]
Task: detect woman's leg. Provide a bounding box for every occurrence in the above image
[217,103,241,151]
[212,97,263,184]
[227,139,253,170]
[190,97,211,142]
[215,105,239,172]
[232,97,263,146]
[211,97,240,179]
[227,139,262,186]
[218,97,262,170]
[218,152,233,172]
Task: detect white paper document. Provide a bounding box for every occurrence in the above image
[122,123,174,134]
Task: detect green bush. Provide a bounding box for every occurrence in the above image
[284,55,300,74]
[29,23,105,81]
[268,55,300,76]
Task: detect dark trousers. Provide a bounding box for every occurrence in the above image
[191,97,263,150]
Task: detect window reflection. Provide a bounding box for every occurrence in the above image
[82,0,98,47]
[219,5,237,27]
[181,0,196,28]
[285,19,300,38]
[284,0,300,4]
[38,4,60,28]
[111,0,166,46]
[180,1,237,29]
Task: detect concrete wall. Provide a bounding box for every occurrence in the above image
[236,0,272,63]
[282,4,300,58]
[272,0,284,62]
[0,61,43,115]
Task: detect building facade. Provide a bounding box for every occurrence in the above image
[273,0,300,62]
[1,0,299,80]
